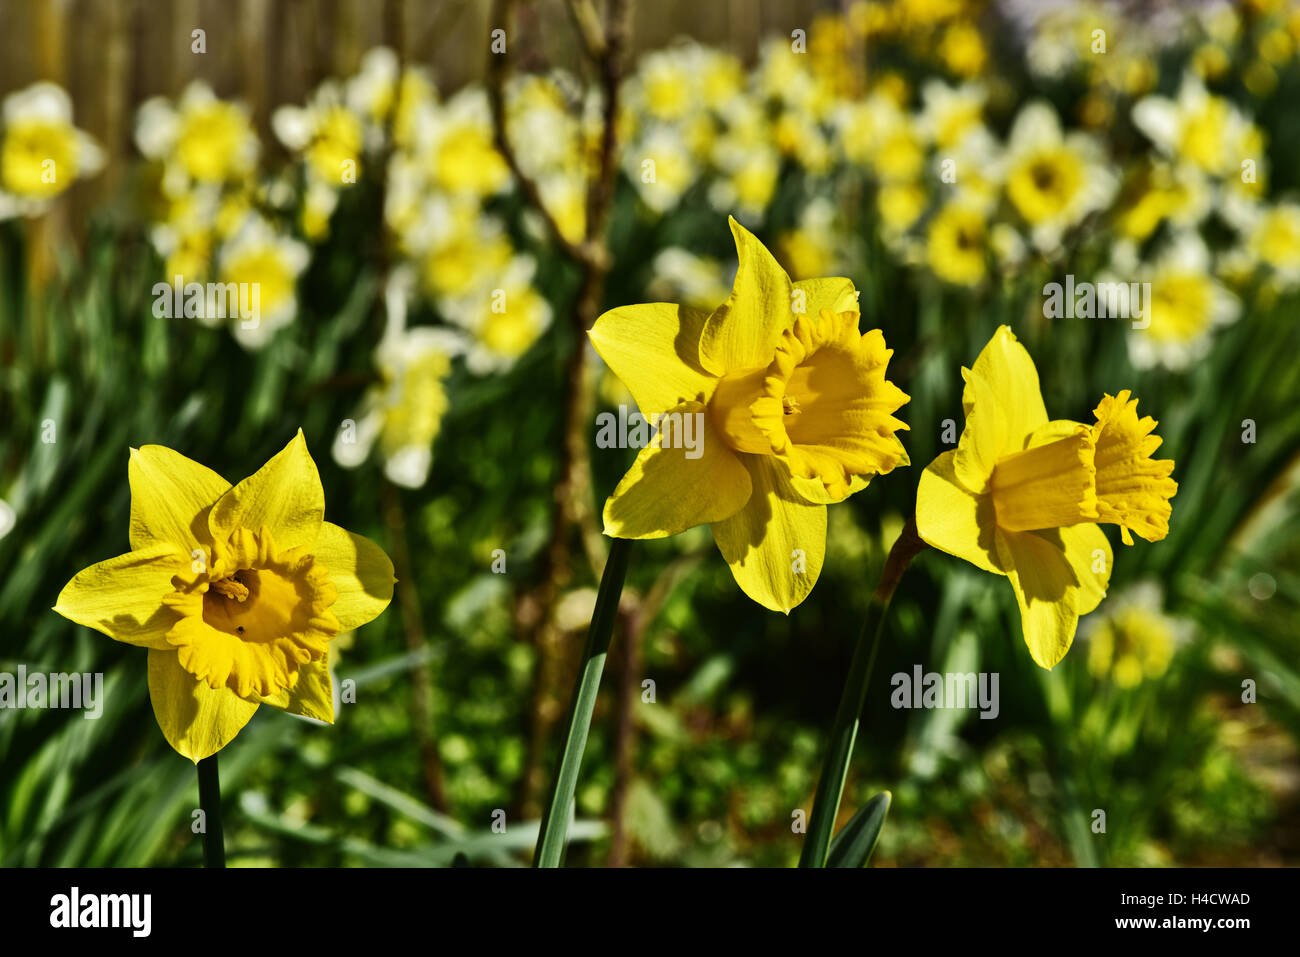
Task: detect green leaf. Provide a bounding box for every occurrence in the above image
[825,791,891,868]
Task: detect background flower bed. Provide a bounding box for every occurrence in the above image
[1,0,1298,866]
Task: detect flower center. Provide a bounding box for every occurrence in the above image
[990,427,1099,532]
[707,310,909,498]
[163,526,340,698]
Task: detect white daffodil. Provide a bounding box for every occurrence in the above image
[1132,72,1263,180]
[334,270,465,488]
[135,81,259,194]
[1123,232,1240,371]
[440,255,552,375]
[273,81,363,189]
[1000,100,1116,252]
[215,215,310,349]
[0,82,104,213]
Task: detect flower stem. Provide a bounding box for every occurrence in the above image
[197,754,226,868]
[799,515,926,868]
[533,536,634,867]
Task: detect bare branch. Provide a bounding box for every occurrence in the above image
[486,0,592,265]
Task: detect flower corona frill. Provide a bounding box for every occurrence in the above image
[589,216,909,613]
[916,326,1177,669]
[53,432,395,762]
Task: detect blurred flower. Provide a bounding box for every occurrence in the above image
[1113,159,1212,242]
[590,217,909,612]
[0,82,104,209]
[1001,101,1116,251]
[1245,201,1300,289]
[421,88,509,198]
[336,332,459,489]
[926,198,987,286]
[646,248,733,311]
[1132,73,1264,181]
[1084,583,1185,687]
[335,270,464,488]
[628,124,697,213]
[53,433,394,761]
[216,214,310,349]
[917,79,986,150]
[938,20,988,77]
[1123,232,1240,371]
[136,81,259,192]
[444,255,553,375]
[916,327,1176,668]
[273,81,364,187]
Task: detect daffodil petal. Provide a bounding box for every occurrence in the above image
[312,522,395,630]
[53,544,183,649]
[965,325,1048,448]
[129,445,231,552]
[148,648,259,762]
[261,654,334,723]
[1025,418,1090,449]
[710,454,826,613]
[953,368,1006,493]
[1059,522,1111,615]
[588,303,718,416]
[916,450,1004,575]
[698,217,794,376]
[996,527,1082,669]
[209,430,324,552]
[603,402,752,538]
[792,276,858,316]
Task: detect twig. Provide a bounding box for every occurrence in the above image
[382,478,451,813]
[489,0,633,816]
[607,551,705,865]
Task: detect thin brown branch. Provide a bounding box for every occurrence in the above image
[497,0,634,816]
[606,551,703,865]
[486,0,591,265]
[383,470,451,813]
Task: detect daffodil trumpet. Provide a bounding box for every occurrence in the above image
[798,516,927,868]
[534,537,634,867]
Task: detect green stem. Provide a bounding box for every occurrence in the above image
[197,754,226,868]
[534,536,633,867]
[799,516,926,868]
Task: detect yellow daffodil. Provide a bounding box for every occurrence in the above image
[590,217,910,612]
[1084,584,1180,688]
[916,326,1176,668]
[926,199,987,286]
[53,433,395,762]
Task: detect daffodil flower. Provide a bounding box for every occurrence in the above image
[916,326,1177,668]
[53,432,395,762]
[589,217,910,612]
